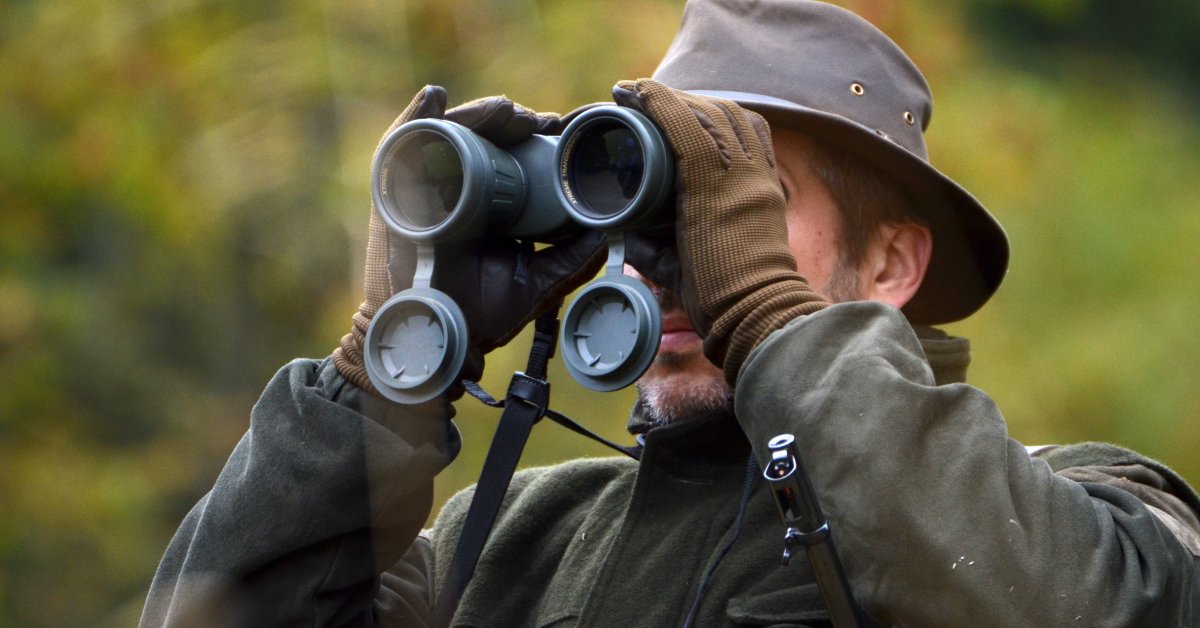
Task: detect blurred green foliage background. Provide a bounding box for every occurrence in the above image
[1,0,1198,624]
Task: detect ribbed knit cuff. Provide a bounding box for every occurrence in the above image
[708,280,828,385]
[332,309,380,396]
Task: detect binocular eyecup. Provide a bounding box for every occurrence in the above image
[365,105,674,404]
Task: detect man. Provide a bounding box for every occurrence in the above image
[142,1,1200,626]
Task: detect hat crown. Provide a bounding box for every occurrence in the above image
[649,0,1010,325]
[653,0,933,161]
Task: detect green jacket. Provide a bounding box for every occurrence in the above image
[141,302,1200,626]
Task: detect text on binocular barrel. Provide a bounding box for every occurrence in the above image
[559,133,580,205]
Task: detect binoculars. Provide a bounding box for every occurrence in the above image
[363,105,675,404]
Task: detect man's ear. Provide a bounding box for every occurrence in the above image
[861,222,932,309]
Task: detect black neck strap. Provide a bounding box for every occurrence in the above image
[433,311,641,626]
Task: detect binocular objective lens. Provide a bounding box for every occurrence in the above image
[386,131,465,230]
[569,122,645,217]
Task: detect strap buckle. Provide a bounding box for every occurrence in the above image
[506,371,550,418]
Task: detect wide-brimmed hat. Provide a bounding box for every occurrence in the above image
[652,0,1008,324]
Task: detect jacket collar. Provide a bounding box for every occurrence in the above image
[913,325,971,386]
[634,405,751,472]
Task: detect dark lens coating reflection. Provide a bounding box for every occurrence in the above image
[388,131,464,229]
[569,122,644,217]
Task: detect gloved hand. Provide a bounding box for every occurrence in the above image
[615,79,828,385]
[334,86,606,397]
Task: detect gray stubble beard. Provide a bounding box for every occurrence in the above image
[635,354,733,429]
[633,258,859,427]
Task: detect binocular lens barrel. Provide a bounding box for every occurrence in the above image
[565,122,644,217]
[383,129,466,230]
[556,107,673,231]
[372,106,672,242]
[373,119,525,241]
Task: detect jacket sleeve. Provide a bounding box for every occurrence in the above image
[735,302,1200,627]
[140,357,459,627]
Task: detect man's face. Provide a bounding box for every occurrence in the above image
[628,129,862,424]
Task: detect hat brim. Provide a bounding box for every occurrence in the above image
[691,90,1009,326]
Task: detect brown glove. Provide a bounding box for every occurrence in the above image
[334,86,606,396]
[615,79,828,385]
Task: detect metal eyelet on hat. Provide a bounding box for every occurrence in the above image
[850,82,865,96]
[904,111,916,125]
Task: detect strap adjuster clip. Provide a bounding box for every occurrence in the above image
[506,372,550,417]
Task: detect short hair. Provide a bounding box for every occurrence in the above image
[800,137,926,271]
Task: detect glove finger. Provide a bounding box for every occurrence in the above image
[612,81,644,112]
[446,96,561,145]
[746,111,777,168]
[407,85,449,121]
[446,238,536,352]
[623,228,682,294]
[525,230,608,304]
[514,102,563,137]
[628,79,728,171]
[475,230,605,350]
[384,226,418,295]
[376,85,448,158]
[445,96,513,133]
[709,97,778,169]
[430,237,504,347]
[711,99,756,161]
